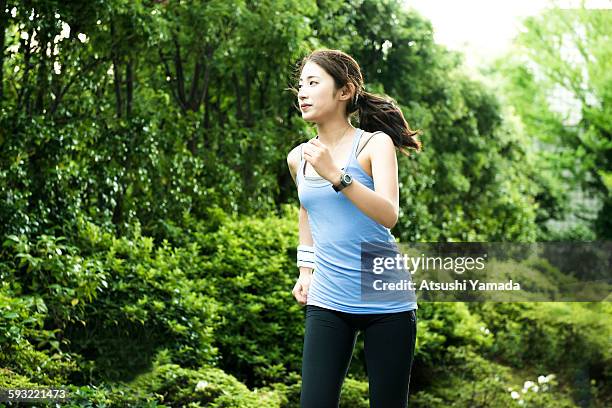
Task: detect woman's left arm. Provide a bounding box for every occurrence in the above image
[336,132,399,229]
[306,133,399,229]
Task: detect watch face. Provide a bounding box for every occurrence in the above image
[342,173,352,184]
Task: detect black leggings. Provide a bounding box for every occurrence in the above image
[300,304,417,408]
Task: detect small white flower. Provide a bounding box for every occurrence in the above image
[511,391,520,399]
[11,7,17,18]
[30,31,38,48]
[538,375,547,384]
[77,33,88,43]
[518,400,524,406]
[60,21,70,39]
[21,31,29,40]
[53,61,61,75]
[532,385,539,393]
[195,380,209,392]
[523,380,535,390]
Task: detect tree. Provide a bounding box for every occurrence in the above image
[511,2,612,238]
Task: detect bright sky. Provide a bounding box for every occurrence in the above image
[405,0,611,124]
[405,0,611,68]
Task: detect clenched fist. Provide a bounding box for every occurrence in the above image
[302,139,342,183]
[292,271,313,305]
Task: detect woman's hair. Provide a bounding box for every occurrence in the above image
[288,48,423,156]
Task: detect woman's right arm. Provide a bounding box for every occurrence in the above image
[287,146,314,304]
[298,204,314,275]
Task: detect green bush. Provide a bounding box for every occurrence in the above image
[412,302,492,375]
[2,206,609,407]
[123,350,285,408]
[411,346,578,408]
[474,302,611,375]
[0,255,81,385]
[1,217,221,384]
[193,204,305,388]
[339,377,369,408]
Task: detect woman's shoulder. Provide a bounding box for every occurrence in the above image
[356,130,391,158]
[287,143,304,185]
[287,143,304,165]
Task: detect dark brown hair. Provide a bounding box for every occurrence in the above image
[288,48,423,156]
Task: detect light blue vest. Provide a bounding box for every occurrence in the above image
[297,128,418,314]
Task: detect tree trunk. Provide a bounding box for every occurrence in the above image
[233,72,243,121]
[126,58,133,118]
[244,67,252,126]
[173,35,186,111]
[34,30,48,115]
[110,22,123,118]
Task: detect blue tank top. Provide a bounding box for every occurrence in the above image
[297,128,418,314]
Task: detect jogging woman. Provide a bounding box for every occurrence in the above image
[286,49,423,408]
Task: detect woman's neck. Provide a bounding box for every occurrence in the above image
[316,122,356,147]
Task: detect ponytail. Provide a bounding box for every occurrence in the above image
[354,90,423,157]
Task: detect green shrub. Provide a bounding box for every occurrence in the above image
[193,204,306,387]
[0,269,81,385]
[1,218,221,384]
[339,377,369,408]
[474,302,611,376]
[68,218,221,382]
[125,352,285,408]
[410,346,578,408]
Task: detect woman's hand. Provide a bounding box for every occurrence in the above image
[292,270,313,305]
[302,139,342,183]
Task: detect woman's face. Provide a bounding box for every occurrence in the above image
[298,61,346,123]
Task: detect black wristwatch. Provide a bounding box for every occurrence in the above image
[332,171,353,192]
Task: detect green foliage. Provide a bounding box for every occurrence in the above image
[413,303,492,370]
[494,6,612,238]
[1,208,609,406]
[478,302,611,369]
[339,377,370,408]
[125,357,285,408]
[193,204,305,387]
[1,217,221,384]
[396,73,539,242]
[411,346,579,408]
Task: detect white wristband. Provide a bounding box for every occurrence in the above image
[297,244,315,268]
